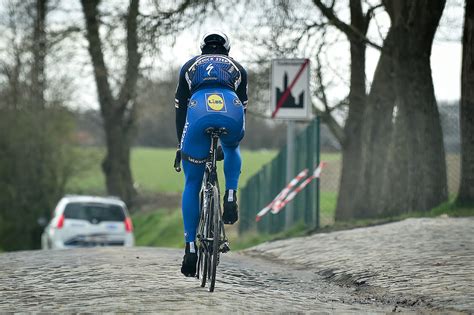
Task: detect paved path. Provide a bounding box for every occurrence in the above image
[0,247,437,313]
[245,217,474,313]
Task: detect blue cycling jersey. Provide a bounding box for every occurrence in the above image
[174,53,248,143]
[175,54,248,110]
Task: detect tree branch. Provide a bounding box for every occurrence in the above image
[117,0,141,114]
[80,0,114,116]
[312,0,383,50]
[364,4,383,32]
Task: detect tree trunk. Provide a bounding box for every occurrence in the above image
[457,0,474,206]
[32,0,47,108]
[334,0,368,220]
[81,0,140,206]
[345,0,447,219]
[354,27,396,218]
[102,121,136,204]
[381,0,447,215]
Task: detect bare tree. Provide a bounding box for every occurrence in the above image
[80,0,140,206]
[311,0,383,220]
[80,0,213,205]
[0,0,82,250]
[379,0,448,215]
[457,0,474,205]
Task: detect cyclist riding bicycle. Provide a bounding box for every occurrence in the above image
[174,31,248,277]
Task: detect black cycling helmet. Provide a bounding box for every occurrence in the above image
[200,31,231,52]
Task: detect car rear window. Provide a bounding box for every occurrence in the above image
[64,202,126,222]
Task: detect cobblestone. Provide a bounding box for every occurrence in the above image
[0,217,471,313]
[246,217,474,313]
[0,246,434,313]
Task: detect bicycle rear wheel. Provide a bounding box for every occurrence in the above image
[208,186,221,292]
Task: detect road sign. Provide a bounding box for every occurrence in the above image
[271,58,311,120]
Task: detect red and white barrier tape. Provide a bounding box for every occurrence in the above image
[255,169,308,222]
[271,169,309,213]
[272,162,325,214]
[255,162,325,222]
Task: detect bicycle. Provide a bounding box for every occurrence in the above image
[174,127,230,292]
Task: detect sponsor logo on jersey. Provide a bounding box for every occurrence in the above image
[206,64,214,76]
[206,93,226,112]
[233,98,242,106]
[189,99,197,107]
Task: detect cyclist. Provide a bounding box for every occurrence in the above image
[175,31,248,277]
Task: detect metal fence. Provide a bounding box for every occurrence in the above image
[239,117,320,235]
[238,103,461,235]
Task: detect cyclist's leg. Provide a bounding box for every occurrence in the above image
[181,123,211,243]
[220,142,242,190]
[180,90,212,276]
[219,89,245,191]
[181,160,205,243]
[218,91,245,224]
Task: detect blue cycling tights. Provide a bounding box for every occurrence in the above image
[181,144,241,242]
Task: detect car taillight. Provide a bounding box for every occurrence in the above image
[125,217,133,232]
[57,214,65,229]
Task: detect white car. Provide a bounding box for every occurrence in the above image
[41,195,135,249]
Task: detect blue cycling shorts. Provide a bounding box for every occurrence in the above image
[180,88,245,159]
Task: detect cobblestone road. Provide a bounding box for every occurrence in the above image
[246,217,474,313]
[0,217,471,313]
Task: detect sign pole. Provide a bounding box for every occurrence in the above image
[285,120,296,229]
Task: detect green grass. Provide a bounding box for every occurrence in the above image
[320,153,341,161]
[314,198,474,234]
[132,208,184,248]
[131,208,310,250]
[68,147,277,194]
[430,199,474,217]
[320,192,337,225]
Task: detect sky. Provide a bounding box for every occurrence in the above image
[1,0,464,110]
[134,0,464,109]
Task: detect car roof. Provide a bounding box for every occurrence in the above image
[60,195,126,207]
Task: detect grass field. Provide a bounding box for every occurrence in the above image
[67,147,280,194]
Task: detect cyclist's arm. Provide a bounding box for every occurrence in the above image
[175,64,191,143]
[236,65,248,114]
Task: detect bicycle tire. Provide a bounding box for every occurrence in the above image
[209,186,220,292]
[198,189,208,287]
[198,247,207,287]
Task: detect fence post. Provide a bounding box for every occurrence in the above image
[315,116,320,229]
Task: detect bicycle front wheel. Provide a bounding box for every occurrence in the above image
[198,246,207,287]
[209,186,221,292]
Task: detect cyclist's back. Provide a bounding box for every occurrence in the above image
[174,31,248,277]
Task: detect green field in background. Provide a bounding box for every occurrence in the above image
[68,147,288,194]
[68,147,340,194]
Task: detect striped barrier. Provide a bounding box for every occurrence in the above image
[255,162,325,221]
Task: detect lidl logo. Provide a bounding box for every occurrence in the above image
[206,94,226,111]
